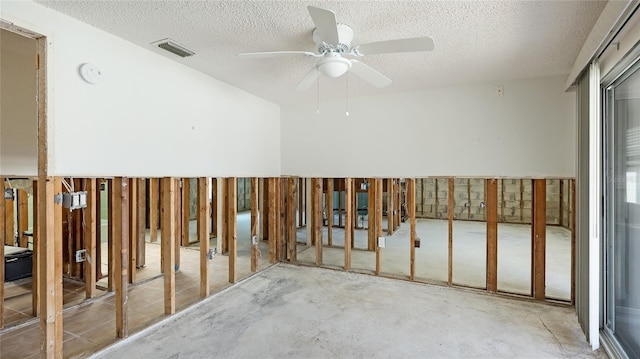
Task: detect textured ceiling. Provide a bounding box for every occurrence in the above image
[36,0,607,106]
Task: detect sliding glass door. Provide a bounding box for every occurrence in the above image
[604,60,640,358]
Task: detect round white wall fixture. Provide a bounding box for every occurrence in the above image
[79,63,102,84]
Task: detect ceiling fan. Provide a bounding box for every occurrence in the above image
[238,6,434,92]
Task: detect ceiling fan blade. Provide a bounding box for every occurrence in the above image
[237,51,317,59]
[355,37,434,55]
[307,6,340,45]
[349,60,391,88]
[295,66,319,92]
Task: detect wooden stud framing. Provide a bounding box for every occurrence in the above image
[198,178,210,297]
[448,177,454,286]
[32,180,40,316]
[388,179,394,234]
[532,179,546,300]
[149,178,159,243]
[212,178,218,235]
[162,177,176,315]
[298,178,304,227]
[559,179,564,228]
[39,177,63,358]
[227,178,237,283]
[277,178,284,261]
[313,178,323,266]
[182,178,190,247]
[570,179,576,305]
[112,177,129,338]
[84,179,97,298]
[17,190,29,247]
[0,180,4,328]
[268,178,277,263]
[367,178,376,251]
[251,177,260,270]
[128,178,137,284]
[375,178,383,275]
[486,179,498,293]
[327,178,333,246]
[408,179,416,281]
[174,180,181,269]
[344,178,353,270]
[221,179,228,255]
[4,186,14,245]
[287,177,297,263]
[136,178,146,268]
[306,178,312,245]
[107,179,114,291]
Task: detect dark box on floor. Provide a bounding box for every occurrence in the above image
[5,250,33,281]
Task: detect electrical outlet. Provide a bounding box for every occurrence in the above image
[377,236,386,248]
[62,191,88,211]
[4,188,14,200]
[75,249,87,263]
[252,235,258,245]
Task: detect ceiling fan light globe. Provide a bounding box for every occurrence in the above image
[317,56,352,78]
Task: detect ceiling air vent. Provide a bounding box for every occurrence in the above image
[153,39,195,58]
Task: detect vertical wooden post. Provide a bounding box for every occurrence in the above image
[162,177,176,315]
[149,178,159,243]
[107,179,114,291]
[159,180,165,274]
[212,178,218,235]
[306,178,312,246]
[32,180,40,316]
[112,177,129,338]
[314,178,323,266]
[228,178,237,284]
[344,178,353,270]
[220,179,228,255]
[4,186,14,246]
[17,190,29,247]
[367,178,376,251]
[287,178,297,263]
[298,178,304,227]
[198,177,210,298]
[559,179,564,228]
[276,178,284,261]
[268,178,277,263]
[84,179,97,298]
[251,178,259,271]
[174,180,182,269]
[0,181,4,329]
[532,179,546,300]
[136,178,146,268]
[215,178,223,255]
[128,178,137,284]
[408,178,416,281]
[486,179,498,293]
[375,178,383,275]
[182,178,190,247]
[39,177,63,358]
[570,179,576,305]
[448,177,454,286]
[388,179,394,235]
[327,178,333,246]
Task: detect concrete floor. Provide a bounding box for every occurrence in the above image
[93,264,600,359]
[297,217,571,300]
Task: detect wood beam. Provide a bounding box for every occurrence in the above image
[287,178,297,263]
[84,179,97,298]
[327,178,333,246]
[0,179,4,328]
[251,177,259,271]
[448,177,454,286]
[198,177,210,297]
[162,177,176,315]
[128,178,137,284]
[227,178,237,283]
[149,178,159,243]
[367,178,376,251]
[314,178,323,266]
[112,177,129,338]
[298,178,304,227]
[221,179,228,255]
[408,179,416,281]
[276,178,284,261]
[182,178,190,247]
[216,178,223,255]
[268,178,277,263]
[212,178,218,236]
[388,179,394,235]
[532,179,546,300]
[344,178,353,270]
[174,180,181,269]
[39,177,63,358]
[486,179,498,293]
[107,179,113,291]
[32,180,40,316]
[136,178,146,268]
[17,190,29,247]
[306,178,312,246]
[375,178,383,275]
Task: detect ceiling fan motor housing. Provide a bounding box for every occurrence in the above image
[313,23,354,50]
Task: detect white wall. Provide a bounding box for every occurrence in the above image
[1,1,280,178]
[0,29,38,177]
[281,75,575,178]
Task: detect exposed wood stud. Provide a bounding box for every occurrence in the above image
[84,179,97,298]
[197,177,210,297]
[306,178,312,245]
[0,179,5,328]
[221,179,228,255]
[136,178,146,268]
[486,179,498,293]
[251,177,259,270]
[149,178,159,243]
[182,178,190,247]
[327,178,333,246]
[228,178,237,283]
[128,178,137,284]
[212,178,218,235]
[388,179,394,235]
[520,179,524,222]
[277,178,285,261]
[448,177,454,286]
[18,190,29,247]
[532,179,546,300]
[338,180,343,228]
[314,178,323,266]
[298,178,304,227]
[174,180,181,269]
[423,178,427,217]
[367,178,376,251]
[559,179,564,228]
[375,178,383,275]
[39,177,63,358]
[4,186,14,245]
[287,178,297,263]
[32,180,40,316]
[112,177,129,338]
[107,179,114,291]
[162,177,176,315]
[216,178,223,255]
[408,179,416,281]
[268,178,277,263]
[344,178,353,270]
[570,179,576,305]
[159,180,165,274]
